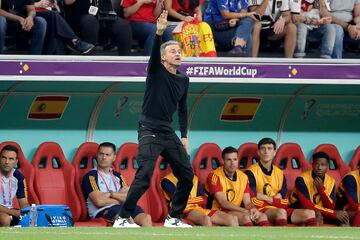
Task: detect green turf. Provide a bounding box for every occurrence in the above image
[1,227,360,240]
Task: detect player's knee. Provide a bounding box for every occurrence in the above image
[202,215,212,226]
[223,214,238,226]
[258,212,268,222]
[276,208,287,219]
[303,209,316,219]
[144,214,152,226]
[0,214,11,226]
[239,214,252,225]
[285,22,297,36]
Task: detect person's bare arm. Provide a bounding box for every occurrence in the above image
[109,187,129,203]
[18,198,30,209]
[89,191,120,207]
[0,205,21,218]
[249,0,269,16]
[153,0,164,18]
[0,9,24,22]
[354,3,360,25]
[213,192,248,213]
[220,9,247,19]
[319,0,331,18]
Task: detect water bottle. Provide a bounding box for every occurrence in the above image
[29,204,38,227]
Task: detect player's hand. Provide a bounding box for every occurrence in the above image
[272,17,285,35]
[181,137,189,154]
[35,0,50,8]
[183,15,194,22]
[10,209,21,218]
[336,210,349,224]
[256,193,265,200]
[22,16,34,31]
[156,10,168,35]
[119,186,129,193]
[348,25,359,40]
[247,12,260,21]
[313,177,324,189]
[228,18,239,27]
[318,16,332,25]
[249,208,260,221]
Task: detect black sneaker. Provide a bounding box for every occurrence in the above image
[68,39,95,55]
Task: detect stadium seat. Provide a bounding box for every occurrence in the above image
[192,143,223,187]
[114,142,166,224]
[349,146,360,171]
[273,143,311,193]
[311,144,351,187]
[237,142,259,170]
[0,141,39,207]
[71,142,108,226]
[114,142,138,182]
[32,142,81,222]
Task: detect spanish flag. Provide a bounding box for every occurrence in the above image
[220,98,261,121]
[28,96,70,120]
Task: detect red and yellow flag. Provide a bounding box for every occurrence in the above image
[28,96,70,120]
[220,98,262,121]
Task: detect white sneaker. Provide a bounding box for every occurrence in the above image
[164,215,192,228]
[113,216,140,228]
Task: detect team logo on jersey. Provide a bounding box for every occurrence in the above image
[226,189,236,202]
[263,183,275,196]
[276,0,282,8]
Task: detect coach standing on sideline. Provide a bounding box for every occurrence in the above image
[113,10,194,228]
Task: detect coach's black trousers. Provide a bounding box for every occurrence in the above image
[119,123,194,219]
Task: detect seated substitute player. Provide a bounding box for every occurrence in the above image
[0,145,29,226]
[82,142,152,227]
[337,166,360,226]
[161,172,238,226]
[206,146,270,226]
[246,138,317,226]
[290,151,349,225]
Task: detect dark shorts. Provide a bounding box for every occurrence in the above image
[95,204,144,221]
[10,216,20,226]
[261,28,276,39]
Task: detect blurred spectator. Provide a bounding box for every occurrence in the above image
[34,0,94,54]
[204,0,259,57]
[64,0,132,55]
[164,0,203,22]
[330,0,360,58]
[291,0,337,58]
[122,0,173,55]
[0,0,46,54]
[249,0,297,57]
